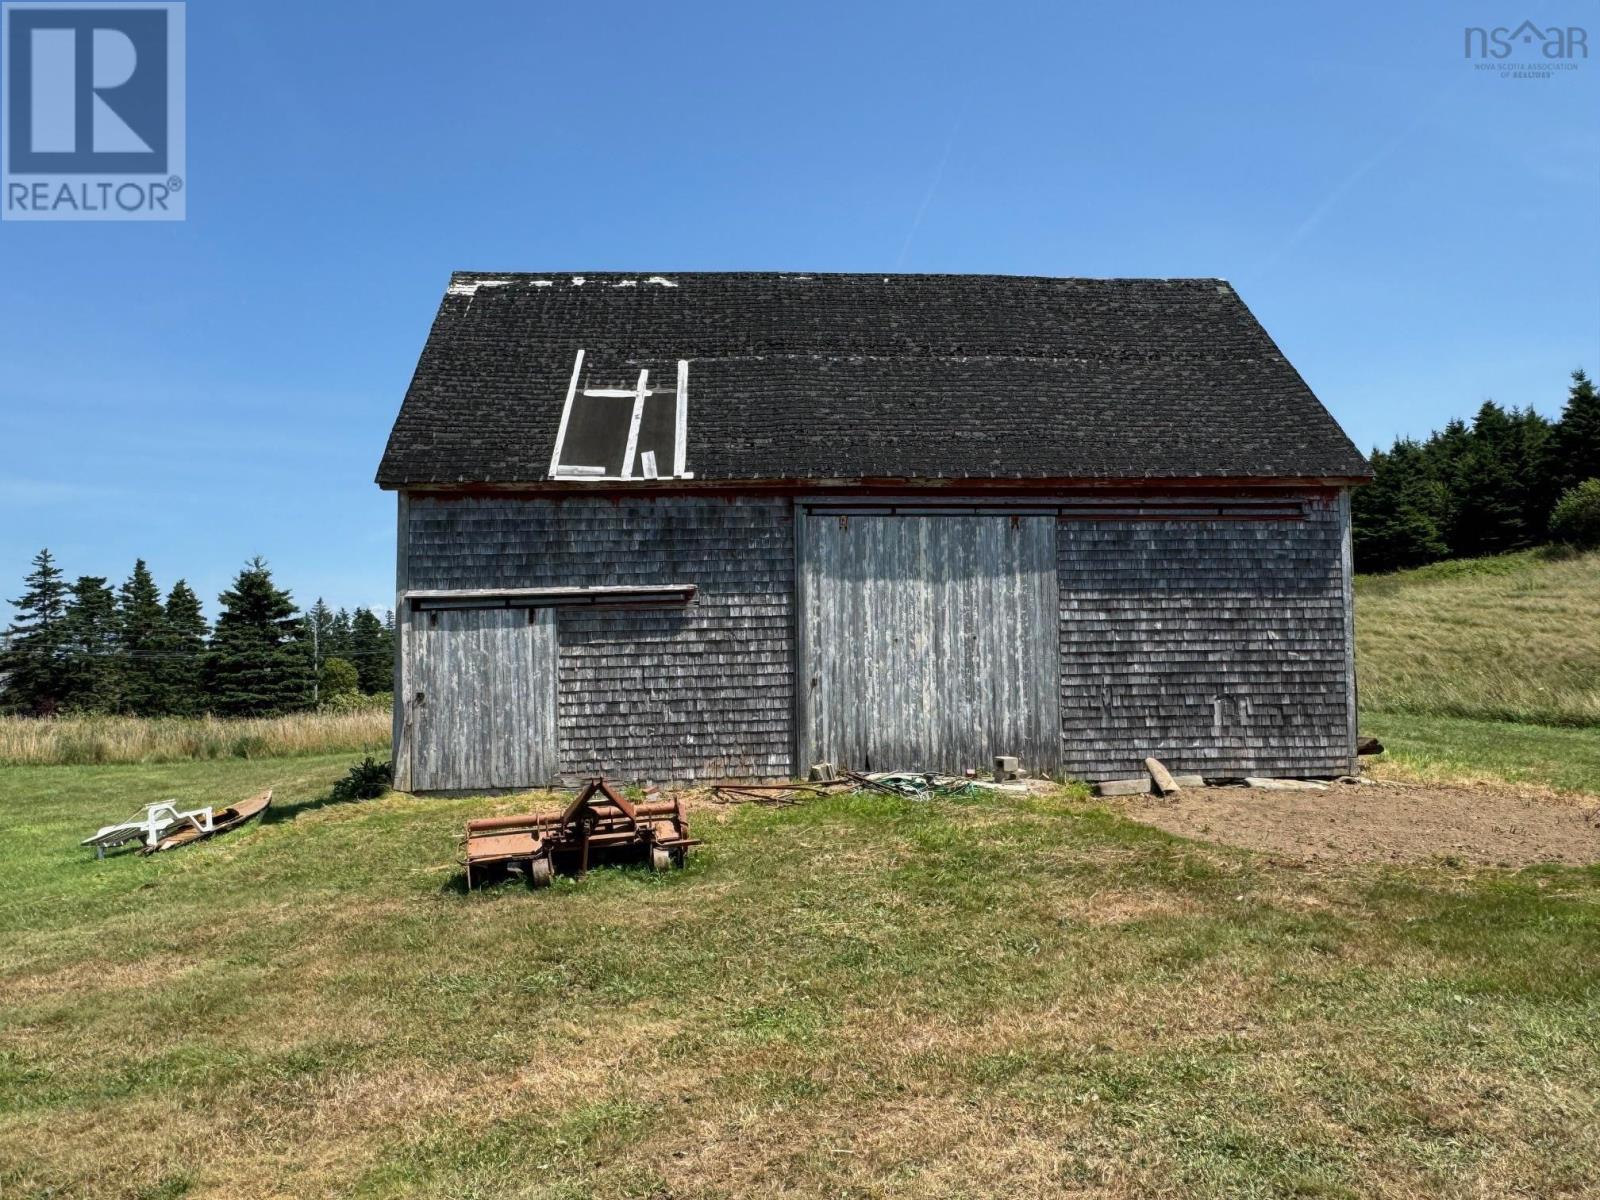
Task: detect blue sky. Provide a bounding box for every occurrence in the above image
[2,0,1597,622]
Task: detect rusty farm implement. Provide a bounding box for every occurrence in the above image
[463,777,698,888]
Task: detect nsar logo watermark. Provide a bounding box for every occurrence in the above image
[2,2,185,221]
[1464,20,1588,79]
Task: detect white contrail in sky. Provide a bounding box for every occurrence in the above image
[1259,92,1452,274]
[897,105,968,269]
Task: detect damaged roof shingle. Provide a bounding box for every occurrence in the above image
[376,271,1371,486]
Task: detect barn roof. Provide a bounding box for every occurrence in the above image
[376,272,1370,487]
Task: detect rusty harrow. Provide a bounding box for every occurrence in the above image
[464,777,698,889]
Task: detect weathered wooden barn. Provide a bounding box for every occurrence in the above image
[377,272,1371,792]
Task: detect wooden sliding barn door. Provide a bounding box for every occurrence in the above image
[408,606,558,791]
[798,510,1061,776]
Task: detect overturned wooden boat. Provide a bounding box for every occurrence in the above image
[143,790,272,854]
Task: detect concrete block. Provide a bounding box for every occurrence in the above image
[1095,776,1153,797]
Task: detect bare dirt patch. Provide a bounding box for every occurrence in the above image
[1112,780,1600,867]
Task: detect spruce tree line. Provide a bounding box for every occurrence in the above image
[1352,369,1600,572]
[0,554,394,717]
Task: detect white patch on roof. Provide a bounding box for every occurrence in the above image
[646,275,678,287]
[613,279,638,287]
[571,275,586,285]
[446,278,513,296]
[548,349,694,483]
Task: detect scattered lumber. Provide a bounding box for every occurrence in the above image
[850,771,982,798]
[711,781,840,806]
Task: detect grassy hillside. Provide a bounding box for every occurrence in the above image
[4,757,1599,1198]
[1356,549,1600,728]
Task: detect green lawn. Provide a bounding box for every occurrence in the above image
[3,756,1598,1198]
[1355,547,1600,793]
[1363,711,1600,794]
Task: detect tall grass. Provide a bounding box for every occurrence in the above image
[1356,548,1600,727]
[0,710,392,767]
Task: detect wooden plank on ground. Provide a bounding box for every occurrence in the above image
[1144,757,1181,796]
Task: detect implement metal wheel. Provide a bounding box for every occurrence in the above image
[648,846,671,873]
[529,856,553,889]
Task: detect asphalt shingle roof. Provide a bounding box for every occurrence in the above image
[376,272,1371,486]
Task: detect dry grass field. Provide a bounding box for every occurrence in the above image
[0,708,391,767]
[1356,549,1600,728]
[3,757,1598,1199]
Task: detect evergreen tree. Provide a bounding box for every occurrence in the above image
[1,549,71,714]
[328,608,354,661]
[304,599,335,664]
[60,576,122,712]
[117,559,168,715]
[1548,368,1600,498]
[1351,441,1448,571]
[204,558,311,716]
[300,597,335,703]
[382,610,397,689]
[1451,401,1531,557]
[1508,404,1555,537]
[1422,417,1473,550]
[162,580,209,715]
[350,607,393,693]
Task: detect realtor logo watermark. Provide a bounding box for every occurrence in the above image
[2,2,185,220]
[1464,20,1588,79]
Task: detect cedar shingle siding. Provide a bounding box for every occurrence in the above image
[405,496,795,782]
[1058,494,1355,780]
[381,272,1368,790]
